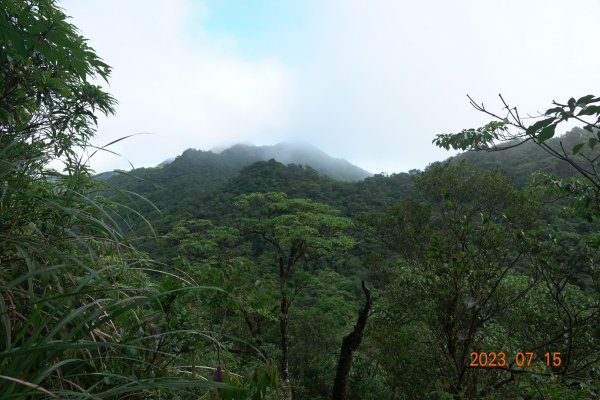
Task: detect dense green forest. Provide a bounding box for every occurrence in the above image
[2,1,600,399]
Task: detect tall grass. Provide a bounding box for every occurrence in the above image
[0,150,228,398]
[0,114,245,396]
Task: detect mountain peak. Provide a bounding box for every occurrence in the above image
[216,142,372,181]
[146,142,371,182]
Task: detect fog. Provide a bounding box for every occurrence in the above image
[60,0,600,175]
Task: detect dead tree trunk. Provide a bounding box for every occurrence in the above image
[331,281,372,400]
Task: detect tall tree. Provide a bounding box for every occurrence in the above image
[235,192,355,399]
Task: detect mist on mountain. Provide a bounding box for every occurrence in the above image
[152,142,372,182]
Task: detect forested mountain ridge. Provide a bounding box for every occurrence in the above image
[103,158,415,251]
[100,142,409,240]
[453,127,595,183]
[218,142,372,181]
[101,142,371,182]
[102,127,591,238]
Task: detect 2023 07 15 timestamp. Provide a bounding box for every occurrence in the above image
[469,351,562,368]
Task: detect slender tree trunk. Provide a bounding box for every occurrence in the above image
[332,281,372,400]
[279,263,293,399]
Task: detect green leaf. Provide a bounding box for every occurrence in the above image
[577,94,595,105]
[526,117,555,135]
[3,29,27,54]
[589,138,597,150]
[537,124,556,142]
[578,105,600,116]
[47,30,74,49]
[572,143,584,155]
[544,106,563,115]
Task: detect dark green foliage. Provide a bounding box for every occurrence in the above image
[428,93,600,399]
[97,116,600,399]
[100,142,372,239]
[100,155,416,264]
[453,128,600,185]
[434,94,600,206]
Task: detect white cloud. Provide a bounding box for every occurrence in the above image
[287,0,600,173]
[60,0,295,172]
[60,0,600,174]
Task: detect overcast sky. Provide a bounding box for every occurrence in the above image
[60,0,600,175]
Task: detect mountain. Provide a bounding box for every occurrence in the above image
[214,142,372,182]
[137,142,371,182]
[452,127,594,185]
[94,170,118,180]
[101,128,594,245]
[99,143,394,238]
[157,157,175,167]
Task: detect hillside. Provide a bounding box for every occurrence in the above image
[102,157,414,246]
[100,142,388,236]
[139,142,372,182]
[96,127,600,399]
[102,128,594,241]
[220,142,372,181]
[453,127,594,184]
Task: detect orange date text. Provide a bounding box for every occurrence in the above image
[469,351,561,368]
